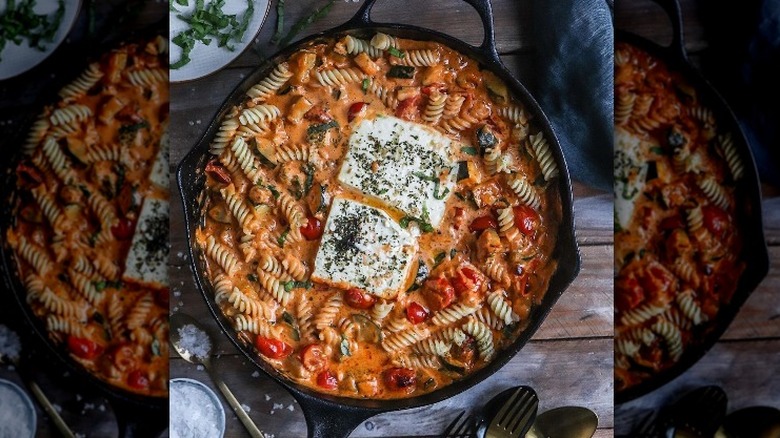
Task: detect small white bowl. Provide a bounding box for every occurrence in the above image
[169,378,226,438]
[0,378,37,438]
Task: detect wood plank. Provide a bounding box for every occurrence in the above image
[171,337,613,437]
[615,339,780,435]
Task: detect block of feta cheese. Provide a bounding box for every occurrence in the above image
[122,197,168,290]
[311,197,417,299]
[338,115,457,228]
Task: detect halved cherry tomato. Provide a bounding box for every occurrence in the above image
[659,215,685,231]
[205,160,232,184]
[451,266,483,296]
[67,336,103,360]
[300,344,327,372]
[345,288,376,309]
[424,277,455,311]
[254,336,292,359]
[469,215,497,233]
[395,95,421,120]
[127,370,150,389]
[316,370,338,390]
[110,218,135,240]
[348,102,368,122]
[384,367,416,392]
[406,302,429,324]
[300,216,324,240]
[702,205,730,240]
[513,205,540,236]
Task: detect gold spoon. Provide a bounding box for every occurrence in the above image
[169,312,267,438]
[525,406,598,438]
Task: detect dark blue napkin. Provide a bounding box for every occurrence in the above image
[531,0,614,191]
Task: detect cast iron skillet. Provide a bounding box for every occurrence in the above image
[615,0,769,405]
[0,22,169,438]
[178,0,581,436]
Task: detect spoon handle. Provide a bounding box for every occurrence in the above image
[26,377,76,438]
[204,363,266,438]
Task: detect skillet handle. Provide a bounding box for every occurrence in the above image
[293,393,376,438]
[342,0,501,63]
[649,0,687,61]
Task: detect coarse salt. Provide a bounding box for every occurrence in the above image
[170,380,223,438]
[0,325,22,362]
[177,324,211,359]
[0,382,33,438]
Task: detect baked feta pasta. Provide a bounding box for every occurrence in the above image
[197,33,561,398]
[614,41,746,392]
[6,37,169,397]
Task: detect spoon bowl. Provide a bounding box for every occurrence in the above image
[723,406,780,438]
[526,406,598,438]
[169,312,267,438]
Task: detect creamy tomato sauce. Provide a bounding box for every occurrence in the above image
[614,42,745,392]
[198,33,560,398]
[7,37,169,397]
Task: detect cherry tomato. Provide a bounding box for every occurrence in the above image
[384,367,416,392]
[395,95,421,120]
[254,336,292,359]
[300,216,324,240]
[110,218,135,240]
[513,205,540,236]
[451,266,483,296]
[300,344,327,372]
[345,288,376,309]
[469,215,497,233]
[205,160,232,184]
[127,370,150,389]
[347,102,368,122]
[406,302,429,324]
[67,336,103,360]
[702,205,730,239]
[316,370,338,390]
[616,276,644,312]
[659,215,685,231]
[16,162,43,187]
[424,277,455,311]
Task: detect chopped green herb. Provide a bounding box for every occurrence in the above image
[277,228,289,247]
[0,0,65,62]
[387,46,405,58]
[399,215,433,233]
[171,0,255,69]
[424,377,436,389]
[501,322,518,338]
[283,280,312,292]
[93,281,107,292]
[119,121,149,136]
[377,188,389,195]
[440,359,465,375]
[533,174,547,187]
[278,0,336,47]
[247,273,258,282]
[270,0,285,44]
[461,146,477,156]
[151,338,161,356]
[302,163,315,196]
[650,146,666,155]
[387,65,415,79]
[361,78,370,93]
[307,119,339,136]
[450,249,457,259]
[281,311,300,341]
[433,251,446,268]
[266,184,280,199]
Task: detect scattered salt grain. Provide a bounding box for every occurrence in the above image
[286,404,294,412]
[0,325,22,362]
[197,365,204,371]
[170,381,222,438]
[264,394,270,401]
[241,404,250,413]
[177,324,211,359]
[272,403,284,410]
[0,382,33,438]
[251,371,259,378]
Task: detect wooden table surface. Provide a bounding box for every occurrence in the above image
[169,0,614,437]
[614,0,780,434]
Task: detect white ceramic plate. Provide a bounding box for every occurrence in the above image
[0,379,37,438]
[169,0,271,83]
[169,378,226,438]
[0,0,82,80]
